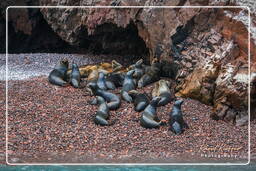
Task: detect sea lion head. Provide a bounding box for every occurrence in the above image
[129,59,143,70]
[60,59,69,68]
[174,99,184,106]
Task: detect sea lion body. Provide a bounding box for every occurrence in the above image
[106,72,125,88]
[94,96,112,126]
[97,72,108,90]
[138,58,161,88]
[169,99,188,134]
[86,68,110,94]
[129,59,144,80]
[128,90,150,112]
[152,80,173,106]
[70,63,81,88]
[121,70,136,103]
[88,83,121,110]
[140,97,162,128]
[48,59,69,86]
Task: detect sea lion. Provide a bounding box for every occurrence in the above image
[169,99,188,134]
[94,96,112,126]
[97,72,108,90]
[138,58,161,88]
[128,90,150,112]
[70,63,81,88]
[129,59,145,80]
[86,68,110,95]
[121,70,136,103]
[67,65,93,79]
[152,80,173,106]
[48,59,69,86]
[140,96,162,128]
[105,72,125,89]
[88,82,121,110]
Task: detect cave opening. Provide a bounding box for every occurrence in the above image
[6,9,150,65]
[80,22,150,64]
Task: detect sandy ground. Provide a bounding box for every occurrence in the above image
[0,53,252,164]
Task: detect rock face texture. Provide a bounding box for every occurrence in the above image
[1,0,255,125]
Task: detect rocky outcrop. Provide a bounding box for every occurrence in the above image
[39,0,207,61]
[176,8,251,125]
[1,0,255,125]
[0,0,77,53]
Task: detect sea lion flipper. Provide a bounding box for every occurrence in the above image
[71,78,80,88]
[171,121,182,135]
[94,115,109,126]
[121,91,133,103]
[140,115,161,128]
[48,75,68,87]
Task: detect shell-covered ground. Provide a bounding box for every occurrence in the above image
[0,54,251,164]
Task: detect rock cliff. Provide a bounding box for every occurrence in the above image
[1,0,255,125]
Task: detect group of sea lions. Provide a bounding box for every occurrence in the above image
[48,58,189,134]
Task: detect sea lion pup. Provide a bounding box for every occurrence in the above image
[48,59,69,86]
[137,58,161,88]
[140,96,163,128]
[152,80,173,106]
[70,63,81,88]
[128,90,150,112]
[169,99,189,135]
[94,96,113,126]
[88,82,121,110]
[121,70,136,103]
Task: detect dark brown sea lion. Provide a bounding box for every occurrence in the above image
[94,96,114,126]
[152,80,173,106]
[128,90,150,112]
[97,72,108,90]
[138,58,161,88]
[88,82,121,110]
[140,97,163,128]
[129,59,145,81]
[48,59,69,86]
[169,99,189,134]
[121,70,136,103]
[70,63,81,88]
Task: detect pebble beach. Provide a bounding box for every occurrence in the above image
[0,53,251,164]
